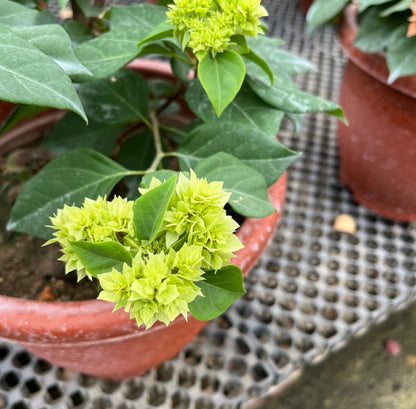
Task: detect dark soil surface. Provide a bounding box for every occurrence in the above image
[0,147,99,301]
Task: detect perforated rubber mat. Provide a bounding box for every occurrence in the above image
[1,1,415,408]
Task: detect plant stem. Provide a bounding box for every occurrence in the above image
[147,111,165,173]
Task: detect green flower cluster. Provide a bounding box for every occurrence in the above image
[46,196,136,280]
[48,172,243,328]
[167,0,268,57]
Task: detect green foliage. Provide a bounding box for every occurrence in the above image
[307,0,416,80]
[2,0,344,329]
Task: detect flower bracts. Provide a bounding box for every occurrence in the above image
[47,172,244,328]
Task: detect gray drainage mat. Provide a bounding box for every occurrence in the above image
[1,0,415,408]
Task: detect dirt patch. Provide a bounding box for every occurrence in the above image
[0,147,99,301]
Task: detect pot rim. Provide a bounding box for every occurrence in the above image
[339,4,416,99]
[0,58,287,343]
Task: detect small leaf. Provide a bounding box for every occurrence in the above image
[57,0,70,10]
[198,50,246,116]
[133,174,177,243]
[69,240,133,277]
[189,265,245,321]
[380,0,412,17]
[244,48,274,85]
[62,20,93,46]
[141,170,177,188]
[137,19,174,48]
[43,112,123,156]
[73,0,104,17]
[0,25,87,121]
[195,152,275,218]
[77,69,148,125]
[7,148,131,239]
[306,0,349,32]
[0,105,46,134]
[358,0,393,13]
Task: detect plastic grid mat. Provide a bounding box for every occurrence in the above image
[1,0,416,408]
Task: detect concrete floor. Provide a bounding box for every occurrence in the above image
[254,301,416,409]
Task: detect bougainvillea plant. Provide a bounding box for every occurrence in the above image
[1,0,343,327]
[307,0,416,82]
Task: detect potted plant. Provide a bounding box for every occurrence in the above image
[0,0,343,378]
[307,0,416,221]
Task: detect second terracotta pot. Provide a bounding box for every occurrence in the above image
[338,6,416,221]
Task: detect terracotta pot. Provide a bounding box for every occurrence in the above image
[0,60,287,379]
[338,6,416,221]
[298,0,313,15]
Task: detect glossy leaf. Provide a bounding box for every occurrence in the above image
[195,152,275,218]
[0,25,86,120]
[13,24,93,81]
[69,240,133,277]
[386,26,416,83]
[43,112,123,155]
[133,174,177,243]
[77,69,148,125]
[0,0,37,27]
[198,50,246,116]
[185,80,284,139]
[306,0,349,32]
[177,121,300,187]
[189,265,245,321]
[7,148,131,239]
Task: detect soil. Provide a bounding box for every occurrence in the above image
[0,146,99,301]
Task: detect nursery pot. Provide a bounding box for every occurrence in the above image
[0,59,287,379]
[338,6,416,221]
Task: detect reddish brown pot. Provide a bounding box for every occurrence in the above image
[298,0,313,15]
[338,6,416,221]
[0,60,287,379]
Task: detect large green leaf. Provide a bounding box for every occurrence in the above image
[198,50,246,116]
[354,6,402,53]
[386,26,416,83]
[74,31,142,79]
[0,25,86,120]
[177,121,300,186]
[7,148,131,239]
[0,0,37,27]
[77,69,148,125]
[195,152,275,218]
[246,74,345,120]
[62,20,93,46]
[69,240,133,277]
[43,112,123,155]
[12,25,92,81]
[133,174,177,243]
[306,0,349,32]
[185,80,284,139]
[189,265,245,321]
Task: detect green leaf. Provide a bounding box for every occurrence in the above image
[12,25,93,81]
[195,152,275,218]
[188,265,245,321]
[0,0,37,27]
[306,0,349,32]
[74,31,142,79]
[380,0,412,16]
[198,50,246,116]
[354,6,402,53]
[34,10,56,25]
[177,121,300,186]
[0,25,87,121]
[133,174,177,243]
[73,0,104,17]
[244,48,274,85]
[358,0,393,12]
[43,112,123,156]
[7,148,131,239]
[246,74,345,120]
[386,26,416,83]
[171,57,191,82]
[286,113,305,133]
[77,69,148,125]
[228,34,250,54]
[109,4,167,32]
[57,0,70,10]
[185,80,284,139]
[69,240,132,277]
[0,105,46,134]
[62,20,93,46]
[137,19,174,48]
